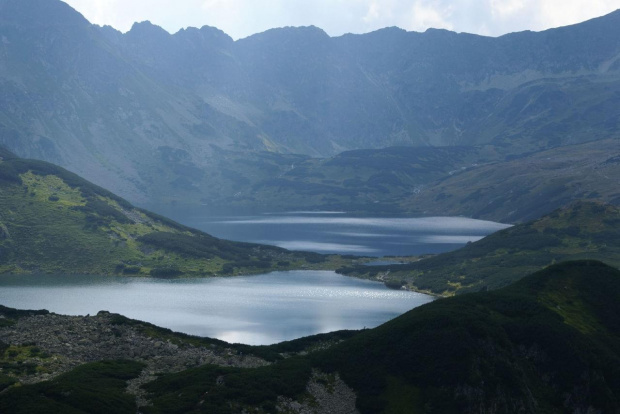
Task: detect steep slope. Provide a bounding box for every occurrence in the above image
[0,0,619,209]
[405,139,620,222]
[0,149,329,276]
[340,201,620,295]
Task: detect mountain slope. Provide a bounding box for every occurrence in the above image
[1,0,619,208]
[186,146,490,213]
[0,149,329,275]
[405,139,620,222]
[317,261,620,413]
[340,201,620,295]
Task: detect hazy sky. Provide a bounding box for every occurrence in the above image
[62,0,620,40]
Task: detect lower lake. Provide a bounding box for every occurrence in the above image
[0,271,433,345]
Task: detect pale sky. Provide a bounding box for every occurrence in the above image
[62,0,620,40]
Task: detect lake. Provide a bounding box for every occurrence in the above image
[0,210,509,345]
[0,271,433,345]
[157,209,511,257]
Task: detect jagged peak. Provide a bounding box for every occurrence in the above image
[127,20,171,37]
[240,25,330,43]
[173,25,233,44]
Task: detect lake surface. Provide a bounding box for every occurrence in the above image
[0,271,433,345]
[159,209,511,257]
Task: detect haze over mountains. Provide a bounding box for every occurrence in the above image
[0,0,619,214]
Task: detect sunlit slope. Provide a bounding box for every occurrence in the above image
[0,149,326,275]
[340,201,620,295]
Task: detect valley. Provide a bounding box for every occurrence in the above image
[1,0,620,412]
[1,0,620,217]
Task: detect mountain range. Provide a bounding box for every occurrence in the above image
[1,0,619,214]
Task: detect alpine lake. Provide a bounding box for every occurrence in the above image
[0,211,510,345]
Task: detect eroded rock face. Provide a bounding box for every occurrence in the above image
[277,370,359,414]
[0,311,267,385]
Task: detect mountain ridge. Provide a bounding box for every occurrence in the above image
[1,0,619,209]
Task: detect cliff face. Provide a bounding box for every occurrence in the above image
[1,0,619,207]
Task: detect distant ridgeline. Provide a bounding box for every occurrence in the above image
[1,261,619,413]
[0,0,619,215]
[0,148,330,275]
[340,201,620,295]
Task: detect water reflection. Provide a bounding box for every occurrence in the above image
[178,212,511,256]
[0,271,433,345]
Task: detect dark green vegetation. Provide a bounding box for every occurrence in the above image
[406,139,620,222]
[0,305,50,392]
[12,261,615,414]
[0,360,145,414]
[1,0,619,213]
[142,358,313,414]
[339,201,620,295]
[0,150,338,275]
[318,261,620,413]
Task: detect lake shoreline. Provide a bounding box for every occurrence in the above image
[0,270,433,345]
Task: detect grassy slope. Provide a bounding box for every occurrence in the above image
[339,201,620,295]
[0,150,337,276]
[405,139,620,223]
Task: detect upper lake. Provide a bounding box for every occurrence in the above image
[158,209,511,257]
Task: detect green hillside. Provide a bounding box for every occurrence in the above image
[339,201,620,295]
[9,261,617,413]
[0,150,333,276]
[317,261,620,413]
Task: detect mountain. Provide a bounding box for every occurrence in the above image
[405,138,620,222]
[1,0,619,209]
[183,146,490,213]
[0,149,332,276]
[340,201,620,295]
[316,261,620,413]
[2,261,619,413]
